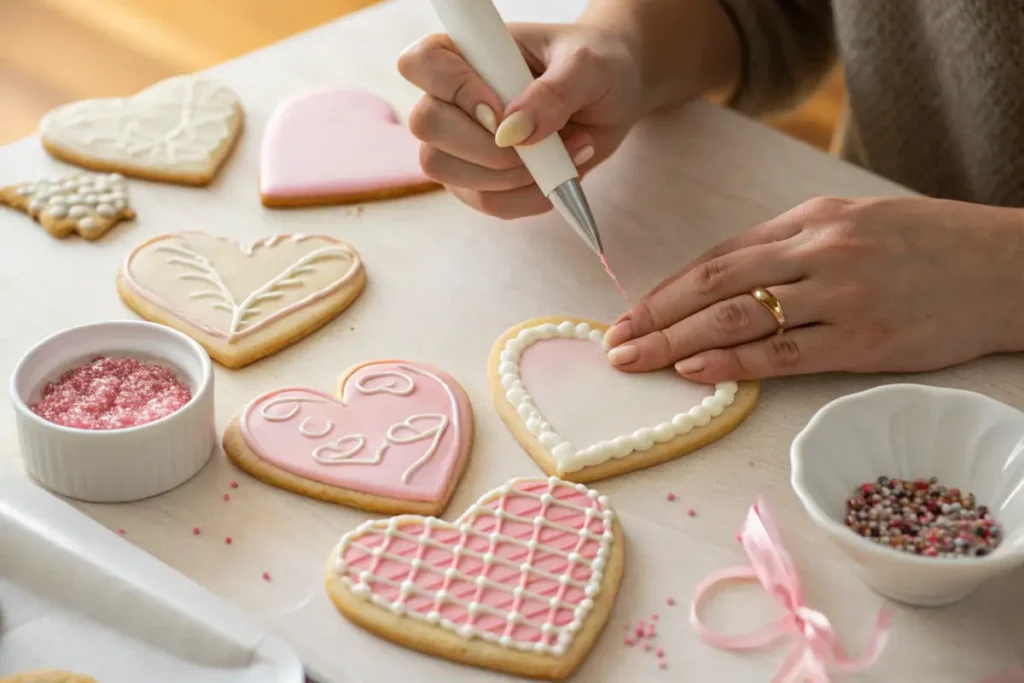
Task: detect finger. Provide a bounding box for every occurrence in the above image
[673,325,841,383]
[494,41,614,147]
[609,283,821,372]
[408,97,523,170]
[420,144,534,191]
[606,241,806,348]
[447,183,552,220]
[398,33,505,131]
[641,209,806,303]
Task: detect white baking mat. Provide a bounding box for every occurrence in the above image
[0,473,305,682]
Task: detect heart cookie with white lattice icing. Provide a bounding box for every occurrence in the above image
[0,172,134,240]
[489,317,759,483]
[325,476,624,680]
[39,76,243,186]
[117,232,365,369]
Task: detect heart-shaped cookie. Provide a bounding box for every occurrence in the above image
[40,76,243,186]
[325,476,624,680]
[489,317,760,483]
[223,360,473,515]
[117,232,365,369]
[259,89,438,207]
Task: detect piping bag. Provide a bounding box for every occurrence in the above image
[428,0,606,260]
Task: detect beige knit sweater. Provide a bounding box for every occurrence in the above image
[717,0,1024,207]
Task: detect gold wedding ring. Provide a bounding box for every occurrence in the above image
[751,287,786,334]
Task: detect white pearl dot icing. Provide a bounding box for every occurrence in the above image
[11,172,131,227]
[499,321,738,473]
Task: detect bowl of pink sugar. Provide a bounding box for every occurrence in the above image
[10,320,215,502]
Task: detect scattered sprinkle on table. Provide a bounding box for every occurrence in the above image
[659,662,668,670]
[666,596,676,606]
[224,536,233,545]
[262,572,271,582]
[223,493,231,501]
[666,492,676,502]
[29,356,192,429]
[845,476,1002,557]
[624,637,635,647]
[229,481,239,489]
[192,527,201,535]
[686,508,696,517]
[656,648,665,658]
[644,643,653,652]
[116,528,125,536]
[651,613,659,621]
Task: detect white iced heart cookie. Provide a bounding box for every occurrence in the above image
[0,172,134,240]
[39,76,243,186]
[489,317,760,483]
[117,232,366,369]
[325,476,624,680]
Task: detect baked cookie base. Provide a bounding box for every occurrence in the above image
[0,185,135,240]
[115,262,366,370]
[40,110,243,187]
[1,672,98,683]
[260,181,439,208]
[489,316,761,483]
[222,360,473,516]
[324,519,624,680]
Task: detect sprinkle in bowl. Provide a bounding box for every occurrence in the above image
[10,320,215,502]
[791,383,1024,607]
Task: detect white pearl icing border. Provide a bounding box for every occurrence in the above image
[497,320,738,474]
[15,172,130,231]
[330,476,615,656]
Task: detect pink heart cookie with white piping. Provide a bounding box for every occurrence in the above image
[324,476,624,680]
[223,360,473,515]
[259,89,438,207]
[489,317,760,483]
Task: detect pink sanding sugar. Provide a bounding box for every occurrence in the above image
[29,356,192,430]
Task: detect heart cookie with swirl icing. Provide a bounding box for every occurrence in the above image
[117,232,365,369]
[325,476,624,680]
[489,317,759,483]
[223,360,473,515]
[39,76,243,186]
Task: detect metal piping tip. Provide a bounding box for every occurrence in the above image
[549,179,603,255]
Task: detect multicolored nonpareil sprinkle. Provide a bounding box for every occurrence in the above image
[844,476,1002,558]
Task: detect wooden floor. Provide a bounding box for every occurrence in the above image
[0,0,842,150]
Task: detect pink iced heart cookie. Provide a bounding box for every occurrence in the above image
[259,89,438,207]
[223,360,473,515]
[489,317,760,483]
[325,476,624,680]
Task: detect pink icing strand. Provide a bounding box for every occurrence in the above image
[240,361,470,502]
[690,500,892,682]
[337,478,613,652]
[599,253,632,308]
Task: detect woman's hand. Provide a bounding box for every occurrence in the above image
[604,197,1024,382]
[397,22,644,219]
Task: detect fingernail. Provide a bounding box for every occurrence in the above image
[675,357,706,376]
[494,111,534,147]
[608,344,639,366]
[573,145,595,166]
[604,320,633,348]
[474,103,497,133]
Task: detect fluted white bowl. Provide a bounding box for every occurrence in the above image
[791,383,1024,607]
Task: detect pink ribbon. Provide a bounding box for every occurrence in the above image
[690,499,892,682]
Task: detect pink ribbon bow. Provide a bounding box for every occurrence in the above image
[690,499,892,682]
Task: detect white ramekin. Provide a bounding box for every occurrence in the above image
[10,320,215,502]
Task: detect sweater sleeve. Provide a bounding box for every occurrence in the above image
[716,0,838,116]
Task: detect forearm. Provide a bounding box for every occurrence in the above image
[577,0,742,114]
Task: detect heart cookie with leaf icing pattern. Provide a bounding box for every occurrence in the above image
[117,231,365,369]
[222,359,474,516]
[325,476,624,680]
[40,76,243,186]
[489,317,760,483]
[260,89,438,207]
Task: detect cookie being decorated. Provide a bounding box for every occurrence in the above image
[223,360,473,516]
[260,89,437,207]
[39,76,243,186]
[0,172,134,240]
[117,232,365,369]
[325,476,624,680]
[489,317,759,482]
